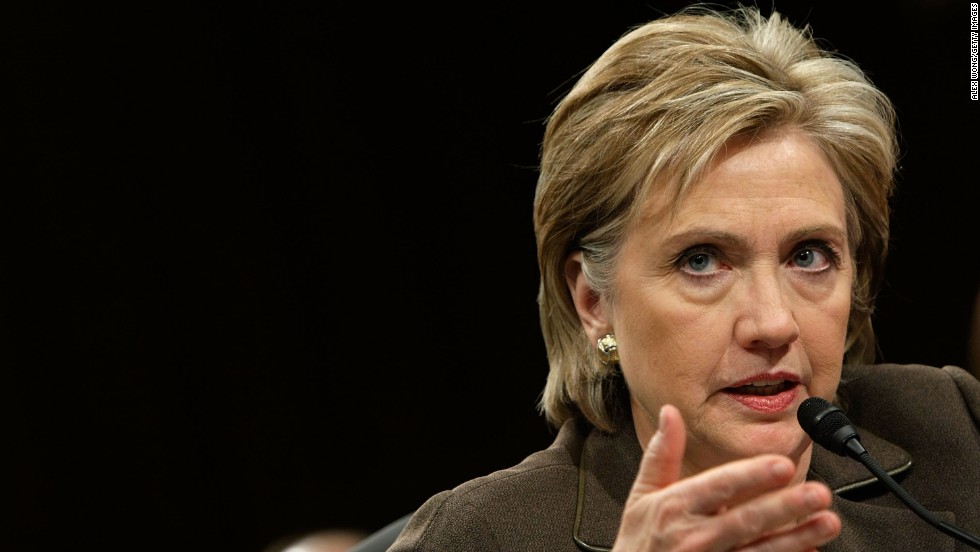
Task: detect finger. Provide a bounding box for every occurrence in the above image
[630,404,686,495]
[713,482,837,550]
[738,511,841,552]
[660,453,797,515]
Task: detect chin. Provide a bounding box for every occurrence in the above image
[729,420,807,460]
[687,421,808,473]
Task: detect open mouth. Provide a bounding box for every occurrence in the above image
[725,380,797,396]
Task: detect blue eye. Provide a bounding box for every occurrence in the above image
[795,249,817,267]
[791,244,837,271]
[678,246,722,276]
[688,253,713,272]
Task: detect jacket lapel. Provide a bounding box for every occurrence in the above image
[572,421,641,551]
[809,423,958,551]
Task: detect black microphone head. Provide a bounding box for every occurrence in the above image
[797,397,864,457]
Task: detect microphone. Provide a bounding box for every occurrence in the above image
[797,397,980,550]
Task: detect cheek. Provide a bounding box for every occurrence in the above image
[800,290,851,386]
[616,301,730,392]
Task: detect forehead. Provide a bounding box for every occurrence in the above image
[639,129,845,229]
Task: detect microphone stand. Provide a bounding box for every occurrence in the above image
[841,438,980,550]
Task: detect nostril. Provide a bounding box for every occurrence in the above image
[734,313,800,350]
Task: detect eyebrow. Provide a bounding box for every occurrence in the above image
[663,225,847,250]
[664,229,748,250]
[784,225,848,245]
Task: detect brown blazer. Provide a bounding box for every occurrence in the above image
[390,364,980,551]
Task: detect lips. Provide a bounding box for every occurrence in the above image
[722,372,801,413]
[726,380,797,396]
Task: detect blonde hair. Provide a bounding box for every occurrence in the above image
[533,5,898,432]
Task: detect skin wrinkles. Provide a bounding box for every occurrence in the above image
[594,128,853,486]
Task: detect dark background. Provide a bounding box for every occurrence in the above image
[7,1,978,551]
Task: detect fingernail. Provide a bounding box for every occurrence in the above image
[804,486,822,508]
[771,460,791,478]
[819,517,838,537]
[650,406,668,450]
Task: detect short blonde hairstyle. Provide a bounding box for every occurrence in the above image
[533,5,898,432]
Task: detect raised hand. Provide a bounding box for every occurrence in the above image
[612,405,841,551]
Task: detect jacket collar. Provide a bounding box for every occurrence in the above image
[570,417,916,551]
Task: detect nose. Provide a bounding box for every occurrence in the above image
[734,270,800,350]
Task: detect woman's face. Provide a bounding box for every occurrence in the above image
[595,129,851,479]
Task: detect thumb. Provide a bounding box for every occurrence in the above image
[630,404,686,495]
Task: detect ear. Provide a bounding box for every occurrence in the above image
[565,251,612,344]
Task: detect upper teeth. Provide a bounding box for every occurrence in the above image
[749,380,782,386]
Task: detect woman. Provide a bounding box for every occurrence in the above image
[389,5,980,551]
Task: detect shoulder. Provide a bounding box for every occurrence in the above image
[831,363,980,539]
[389,420,587,551]
[838,363,980,447]
[841,363,979,405]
